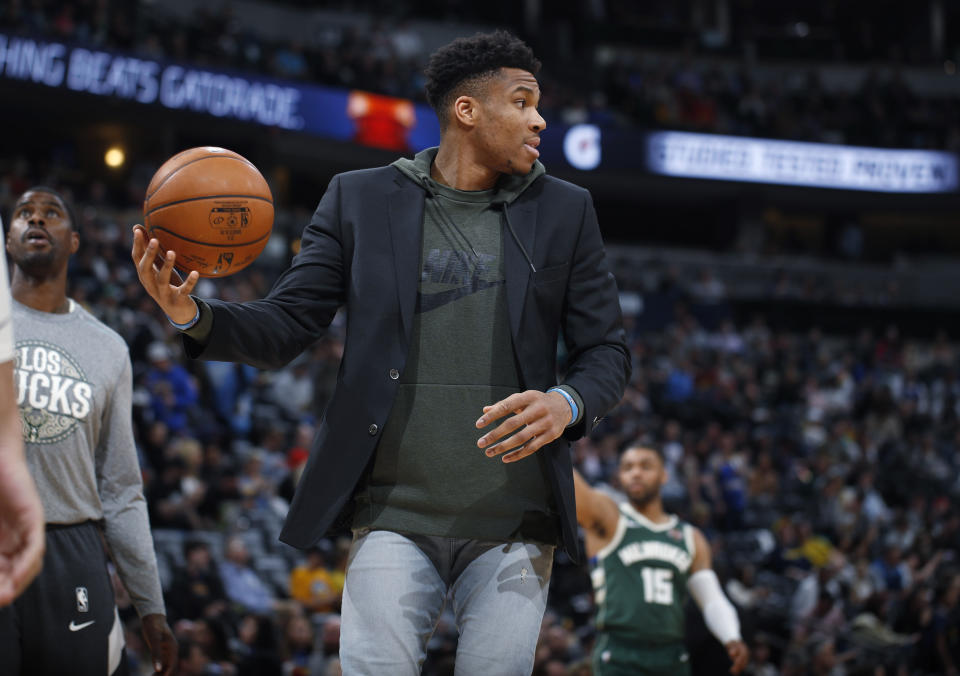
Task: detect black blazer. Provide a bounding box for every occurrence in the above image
[185,165,630,558]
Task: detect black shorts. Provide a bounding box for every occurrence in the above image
[0,521,128,676]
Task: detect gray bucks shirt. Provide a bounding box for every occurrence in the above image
[12,298,165,618]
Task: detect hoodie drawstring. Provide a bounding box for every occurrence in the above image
[419,176,481,260]
[419,175,537,275]
[498,200,537,274]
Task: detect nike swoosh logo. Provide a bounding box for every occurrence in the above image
[417,279,504,313]
[69,620,96,632]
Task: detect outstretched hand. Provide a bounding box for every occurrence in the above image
[0,449,44,607]
[131,225,200,325]
[142,613,177,675]
[726,640,749,674]
[476,390,572,463]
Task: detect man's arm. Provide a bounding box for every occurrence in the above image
[687,528,749,674]
[0,359,45,606]
[0,246,45,607]
[132,175,348,370]
[556,190,631,438]
[478,190,631,462]
[572,468,621,556]
[95,353,176,675]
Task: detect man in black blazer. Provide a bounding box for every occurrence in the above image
[134,30,629,675]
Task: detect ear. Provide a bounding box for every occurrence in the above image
[70,231,79,254]
[452,95,478,129]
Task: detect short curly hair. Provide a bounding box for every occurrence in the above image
[620,444,665,464]
[424,30,541,129]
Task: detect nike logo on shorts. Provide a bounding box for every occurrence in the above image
[69,620,96,632]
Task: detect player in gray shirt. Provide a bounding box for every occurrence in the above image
[0,188,176,676]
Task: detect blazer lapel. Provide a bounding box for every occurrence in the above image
[504,200,537,340]
[387,178,425,341]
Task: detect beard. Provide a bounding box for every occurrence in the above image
[12,246,59,277]
[477,127,534,177]
[627,484,661,508]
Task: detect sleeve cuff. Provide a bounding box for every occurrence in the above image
[180,297,213,344]
[133,599,168,619]
[550,384,584,427]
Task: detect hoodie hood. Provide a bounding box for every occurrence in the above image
[391,146,545,205]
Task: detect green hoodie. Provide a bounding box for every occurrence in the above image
[351,147,559,544]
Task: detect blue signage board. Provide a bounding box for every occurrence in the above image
[1,32,957,193]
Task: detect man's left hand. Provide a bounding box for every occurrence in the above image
[142,613,178,676]
[725,640,749,674]
[477,390,572,463]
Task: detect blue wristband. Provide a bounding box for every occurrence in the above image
[548,387,578,427]
[168,304,200,330]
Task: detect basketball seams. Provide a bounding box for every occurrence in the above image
[146,224,272,248]
[144,193,273,217]
[144,154,259,203]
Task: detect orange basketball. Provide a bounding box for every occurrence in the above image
[143,146,274,278]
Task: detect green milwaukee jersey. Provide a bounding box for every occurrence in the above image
[591,503,696,645]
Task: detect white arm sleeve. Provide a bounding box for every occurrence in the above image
[688,569,742,645]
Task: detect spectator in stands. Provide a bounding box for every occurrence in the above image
[167,540,228,622]
[201,360,259,435]
[175,640,216,676]
[145,340,199,436]
[725,564,770,612]
[278,424,314,503]
[689,267,727,304]
[308,615,342,676]
[235,613,282,676]
[847,593,916,671]
[871,544,912,594]
[838,557,877,609]
[269,355,314,421]
[289,543,343,615]
[746,451,779,507]
[856,471,891,526]
[219,536,276,616]
[248,425,292,487]
[714,432,748,530]
[140,420,171,478]
[199,440,241,517]
[190,617,233,669]
[928,573,960,675]
[236,450,283,519]
[548,623,585,664]
[279,611,314,675]
[149,455,201,531]
[793,587,847,645]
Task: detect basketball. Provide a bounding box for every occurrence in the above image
[143,146,274,278]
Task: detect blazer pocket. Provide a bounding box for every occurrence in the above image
[533,262,569,286]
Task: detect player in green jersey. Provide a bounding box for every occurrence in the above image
[574,445,749,675]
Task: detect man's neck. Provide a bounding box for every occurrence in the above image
[629,498,671,524]
[432,141,499,191]
[11,273,70,314]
